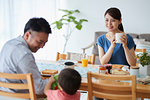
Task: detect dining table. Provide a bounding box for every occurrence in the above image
[36,59,150,99]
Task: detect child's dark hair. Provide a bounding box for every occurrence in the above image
[104,7,124,32]
[58,68,81,95]
[24,17,52,34]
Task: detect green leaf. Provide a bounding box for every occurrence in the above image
[59,9,80,15]
[76,24,82,30]
[68,16,76,20]
[67,19,71,22]
[59,9,70,13]
[56,21,63,29]
[73,20,78,24]
[62,15,68,17]
[80,19,88,22]
[74,10,80,13]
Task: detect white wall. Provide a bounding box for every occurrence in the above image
[58,0,150,55]
[1,0,150,61]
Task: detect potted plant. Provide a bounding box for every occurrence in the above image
[136,52,150,67]
[136,52,150,76]
[52,9,88,53]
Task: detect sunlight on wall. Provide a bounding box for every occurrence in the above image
[0,0,64,61]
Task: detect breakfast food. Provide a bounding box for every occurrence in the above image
[41,69,58,75]
[112,64,124,69]
[112,69,129,75]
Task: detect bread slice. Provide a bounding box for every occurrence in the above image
[112,64,124,69]
[41,69,58,75]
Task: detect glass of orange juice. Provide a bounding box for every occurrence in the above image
[82,59,88,67]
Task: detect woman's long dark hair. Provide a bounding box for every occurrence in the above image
[104,7,124,32]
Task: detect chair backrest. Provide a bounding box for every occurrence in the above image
[135,48,146,53]
[67,52,95,64]
[56,52,67,61]
[0,72,36,100]
[87,72,136,100]
[56,52,95,64]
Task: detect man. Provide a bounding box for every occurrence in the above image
[0,17,51,94]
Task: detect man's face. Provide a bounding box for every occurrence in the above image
[24,31,49,52]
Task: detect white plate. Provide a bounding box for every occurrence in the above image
[122,65,129,72]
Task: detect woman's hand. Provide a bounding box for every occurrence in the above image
[120,34,127,47]
[106,33,116,47]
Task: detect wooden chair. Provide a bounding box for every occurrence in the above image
[56,52,67,61]
[87,54,95,64]
[87,72,136,100]
[56,52,95,64]
[67,52,95,64]
[0,72,36,100]
[135,48,146,53]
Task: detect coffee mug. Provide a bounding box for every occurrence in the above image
[64,61,75,69]
[115,33,125,43]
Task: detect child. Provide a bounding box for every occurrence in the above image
[44,68,81,100]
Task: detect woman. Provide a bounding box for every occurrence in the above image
[97,7,136,66]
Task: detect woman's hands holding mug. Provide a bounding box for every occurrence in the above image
[120,34,127,47]
[106,32,116,48]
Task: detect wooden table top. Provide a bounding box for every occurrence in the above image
[37,60,150,98]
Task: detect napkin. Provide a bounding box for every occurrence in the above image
[137,76,150,84]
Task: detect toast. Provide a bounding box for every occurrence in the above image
[41,69,58,75]
[112,64,124,69]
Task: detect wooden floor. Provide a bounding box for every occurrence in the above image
[1,94,150,100]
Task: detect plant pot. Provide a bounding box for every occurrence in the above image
[139,64,150,76]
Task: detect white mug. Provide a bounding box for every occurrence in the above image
[115,33,125,43]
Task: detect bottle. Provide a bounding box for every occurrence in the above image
[105,64,112,74]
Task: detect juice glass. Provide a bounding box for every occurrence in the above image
[82,59,88,67]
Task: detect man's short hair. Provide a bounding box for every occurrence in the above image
[58,68,81,95]
[24,17,51,34]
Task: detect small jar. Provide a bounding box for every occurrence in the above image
[99,65,106,74]
[105,64,112,74]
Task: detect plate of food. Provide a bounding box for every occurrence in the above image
[112,69,129,75]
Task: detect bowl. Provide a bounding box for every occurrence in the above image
[64,61,75,66]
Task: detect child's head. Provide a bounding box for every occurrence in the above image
[58,68,81,95]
